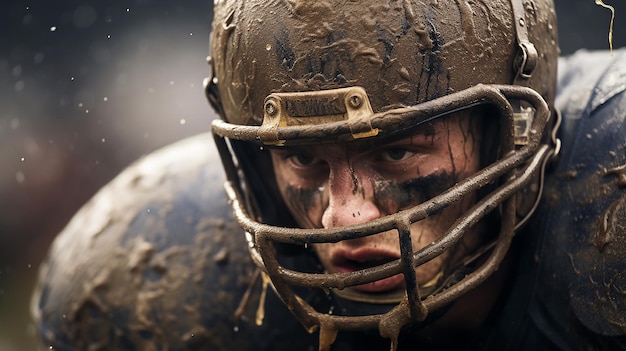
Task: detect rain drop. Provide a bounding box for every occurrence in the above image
[16,172,25,184]
[34,52,44,64]
[12,65,22,76]
[50,26,57,32]
[11,118,20,130]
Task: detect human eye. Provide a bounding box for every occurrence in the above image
[379,147,416,162]
[287,153,323,167]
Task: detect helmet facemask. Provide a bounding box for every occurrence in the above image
[211,83,555,349]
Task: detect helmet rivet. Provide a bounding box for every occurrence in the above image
[519,17,525,27]
[348,94,362,109]
[265,101,277,116]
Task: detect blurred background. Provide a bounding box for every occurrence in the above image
[0,0,624,350]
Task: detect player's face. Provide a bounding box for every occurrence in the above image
[270,111,485,293]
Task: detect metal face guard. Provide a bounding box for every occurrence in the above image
[212,84,554,346]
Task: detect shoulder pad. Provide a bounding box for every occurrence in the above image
[540,49,626,337]
[31,133,317,350]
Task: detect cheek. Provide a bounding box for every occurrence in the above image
[408,190,479,252]
[281,184,327,228]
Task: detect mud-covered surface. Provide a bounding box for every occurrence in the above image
[527,49,626,345]
[210,0,558,127]
[30,133,321,350]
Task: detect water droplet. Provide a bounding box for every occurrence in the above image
[101,138,106,143]
[11,118,20,130]
[16,172,26,183]
[20,157,25,161]
[34,52,44,64]
[15,80,25,92]
[233,325,239,332]
[179,119,186,125]
[103,97,108,101]
[12,65,22,77]
[50,26,57,32]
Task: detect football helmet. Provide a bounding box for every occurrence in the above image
[207,0,560,348]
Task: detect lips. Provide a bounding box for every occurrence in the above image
[330,248,404,293]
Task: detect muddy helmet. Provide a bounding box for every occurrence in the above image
[207,0,559,347]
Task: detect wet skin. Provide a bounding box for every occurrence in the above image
[270,111,485,293]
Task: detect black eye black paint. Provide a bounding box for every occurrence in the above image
[281,171,456,227]
[372,171,457,214]
[283,185,327,228]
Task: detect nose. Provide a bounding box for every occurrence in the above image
[321,164,381,228]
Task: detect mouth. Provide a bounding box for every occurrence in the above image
[331,248,404,293]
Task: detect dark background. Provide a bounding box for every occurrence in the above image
[0,0,624,349]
